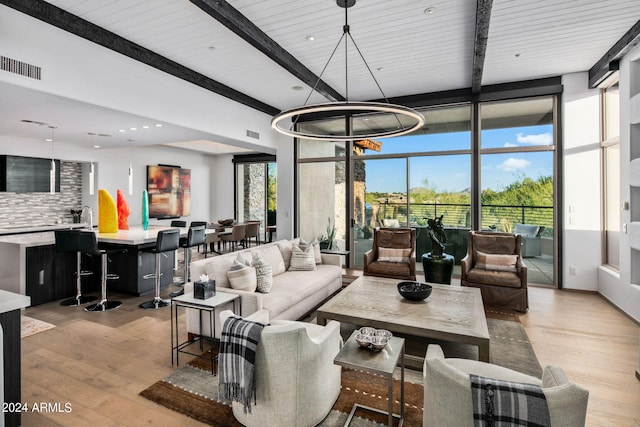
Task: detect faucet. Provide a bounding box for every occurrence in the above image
[80,206,93,230]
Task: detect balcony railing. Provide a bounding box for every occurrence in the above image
[368,202,553,236]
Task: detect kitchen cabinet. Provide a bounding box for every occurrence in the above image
[25,245,79,306]
[0,155,61,193]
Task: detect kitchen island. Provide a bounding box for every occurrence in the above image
[0,289,31,427]
[0,226,184,305]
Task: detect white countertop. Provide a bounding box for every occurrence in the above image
[0,223,87,236]
[0,225,212,247]
[0,289,30,313]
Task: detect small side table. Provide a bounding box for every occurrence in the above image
[334,330,405,427]
[171,290,241,374]
[422,252,454,284]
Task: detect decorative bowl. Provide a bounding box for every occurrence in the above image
[374,329,392,339]
[359,327,376,335]
[370,336,390,351]
[217,218,235,226]
[354,333,372,348]
[397,281,433,301]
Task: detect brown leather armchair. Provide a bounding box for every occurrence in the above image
[363,227,416,281]
[461,231,528,312]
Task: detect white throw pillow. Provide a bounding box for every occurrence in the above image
[227,254,257,291]
[252,252,273,293]
[288,244,317,271]
[259,245,286,276]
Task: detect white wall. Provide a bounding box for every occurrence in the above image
[598,44,640,323]
[561,73,602,291]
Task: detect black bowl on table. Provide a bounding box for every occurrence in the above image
[397,281,433,301]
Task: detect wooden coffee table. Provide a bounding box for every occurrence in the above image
[316,275,490,362]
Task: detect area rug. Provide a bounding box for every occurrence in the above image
[21,315,55,338]
[140,317,540,426]
[141,364,423,427]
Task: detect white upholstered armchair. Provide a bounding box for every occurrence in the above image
[219,309,342,427]
[423,344,588,427]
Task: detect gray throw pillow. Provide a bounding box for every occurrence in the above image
[252,251,273,293]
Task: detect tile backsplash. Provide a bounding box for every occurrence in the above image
[0,161,83,228]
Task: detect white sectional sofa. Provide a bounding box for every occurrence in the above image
[184,239,342,337]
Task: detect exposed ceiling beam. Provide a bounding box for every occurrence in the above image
[190,0,345,103]
[472,0,493,95]
[589,19,640,88]
[0,0,279,116]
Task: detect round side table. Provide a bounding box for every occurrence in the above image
[422,252,454,284]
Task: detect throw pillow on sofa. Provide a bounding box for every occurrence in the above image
[227,253,257,292]
[259,245,286,275]
[298,238,323,264]
[252,252,273,293]
[288,244,317,271]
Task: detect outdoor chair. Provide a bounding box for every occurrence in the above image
[461,230,528,312]
[423,344,588,427]
[514,223,545,257]
[363,227,416,281]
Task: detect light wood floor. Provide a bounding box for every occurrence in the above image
[18,281,640,426]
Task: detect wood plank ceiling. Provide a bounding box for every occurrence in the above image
[22,0,640,112]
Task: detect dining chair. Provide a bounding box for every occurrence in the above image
[221,223,246,252]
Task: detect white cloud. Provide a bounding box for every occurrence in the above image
[498,157,530,172]
[516,132,553,145]
[504,142,518,147]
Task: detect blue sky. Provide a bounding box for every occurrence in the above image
[364,125,554,193]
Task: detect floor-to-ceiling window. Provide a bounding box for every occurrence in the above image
[297,118,348,252]
[479,97,556,286]
[601,80,620,269]
[235,155,276,240]
[295,90,559,286]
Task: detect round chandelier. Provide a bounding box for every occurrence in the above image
[271,0,425,141]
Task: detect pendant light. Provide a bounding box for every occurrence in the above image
[47,126,57,194]
[88,133,95,195]
[128,139,134,195]
[271,0,424,141]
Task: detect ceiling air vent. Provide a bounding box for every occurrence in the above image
[246,130,260,140]
[1,56,41,80]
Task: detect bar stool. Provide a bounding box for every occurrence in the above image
[78,231,124,312]
[170,225,206,297]
[54,230,97,306]
[140,228,180,309]
[189,221,208,255]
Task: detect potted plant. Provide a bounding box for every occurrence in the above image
[319,217,337,250]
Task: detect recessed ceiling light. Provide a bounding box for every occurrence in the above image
[118,129,126,133]
[424,7,436,14]
[155,124,163,127]
[45,138,53,142]
[130,127,137,131]
[142,125,149,129]
[306,35,315,41]
[515,53,521,58]
[93,145,101,149]
[292,85,304,91]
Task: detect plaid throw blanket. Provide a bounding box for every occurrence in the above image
[218,315,265,414]
[470,374,551,427]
